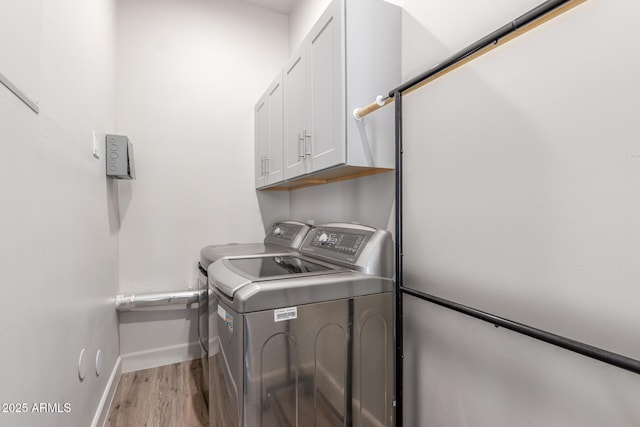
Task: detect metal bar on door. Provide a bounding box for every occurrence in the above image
[393,90,404,427]
[400,286,640,375]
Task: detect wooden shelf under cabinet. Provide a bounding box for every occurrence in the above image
[259,166,393,191]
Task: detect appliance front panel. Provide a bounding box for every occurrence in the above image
[198,267,209,354]
[244,298,350,427]
[198,267,209,404]
[210,299,243,426]
[238,293,393,427]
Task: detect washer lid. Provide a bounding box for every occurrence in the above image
[199,221,312,269]
[227,255,333,278]
[210,254,345,299]
[199,243,267,269]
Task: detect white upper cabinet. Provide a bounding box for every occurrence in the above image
[255,72,284,189]
[267,76,284,184]
[284,49,308,179]
[258,0,401,189]
[307,0,343,173]
[284,0,343,180]
[255,93,268,188]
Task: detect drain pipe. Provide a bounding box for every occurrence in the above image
[115,290,200,311]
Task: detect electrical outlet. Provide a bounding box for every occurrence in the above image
[95,349,102,376]
[92,130,100,159]
[78,348,87,381]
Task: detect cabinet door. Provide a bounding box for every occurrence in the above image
[266,75,284,184]
[255,94,268,188]
[283,49,309,180]
[308,0,344,172]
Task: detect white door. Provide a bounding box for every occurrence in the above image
[284,48,309,179]
[308,0,344,172]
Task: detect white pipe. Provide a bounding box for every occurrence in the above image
[115,290,200,311]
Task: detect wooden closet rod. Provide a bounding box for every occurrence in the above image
[353,0,586,121]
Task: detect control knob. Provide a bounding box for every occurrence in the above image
[318,232,329,245]
[273,227,283,236]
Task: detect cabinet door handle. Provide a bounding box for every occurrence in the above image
[265,157,270,175]
[298,132,305,159]
[304,131,312,158]
[261,156,266,177]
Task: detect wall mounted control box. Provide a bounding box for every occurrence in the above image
[106,134,135,179]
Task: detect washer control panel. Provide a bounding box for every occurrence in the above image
[263,221,312,249]
[269,223,302,241]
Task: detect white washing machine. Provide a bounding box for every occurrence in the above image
[197,221,312,403]
[208,223,394,427]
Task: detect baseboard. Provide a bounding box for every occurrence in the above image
[121,341,202,373]
[91,356,122,427]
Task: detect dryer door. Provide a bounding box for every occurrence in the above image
[244,298,350,427]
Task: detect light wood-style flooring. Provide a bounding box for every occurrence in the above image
[105,359,208,427]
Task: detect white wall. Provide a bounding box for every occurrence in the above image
[115,0,289,369]
[0,0,120,426]
[288,0,332,54]
[399,0,640,425]
[289,172,396,230]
